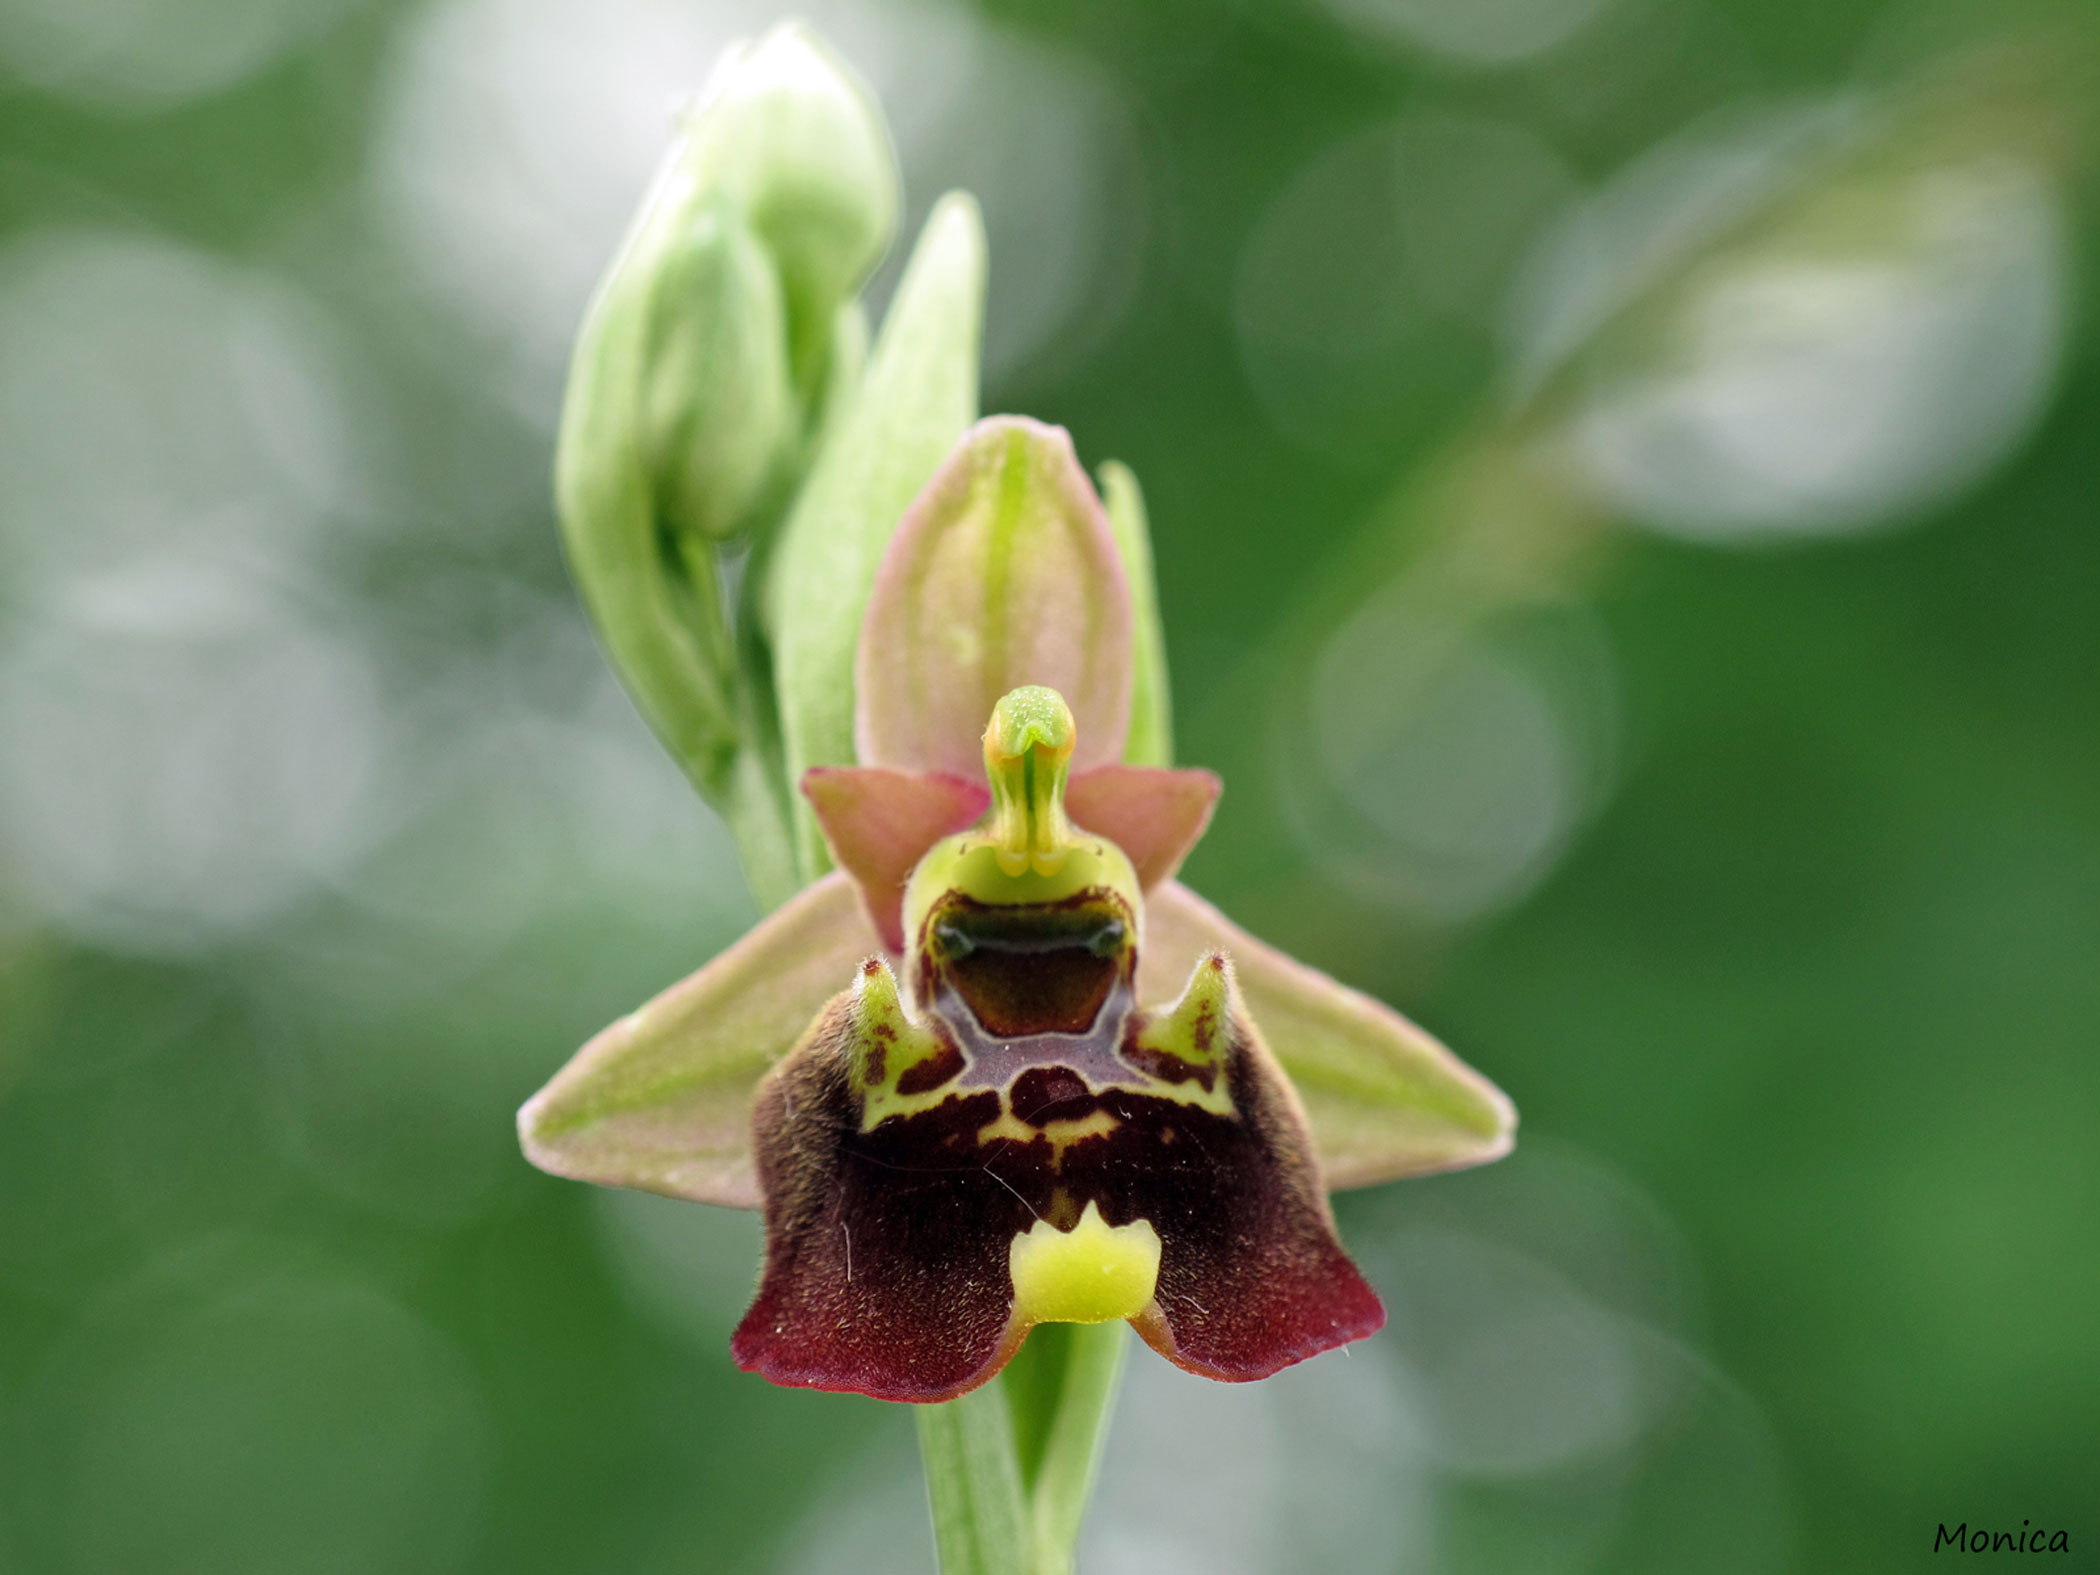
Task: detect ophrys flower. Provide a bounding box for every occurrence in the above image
[520,417,1514,1401]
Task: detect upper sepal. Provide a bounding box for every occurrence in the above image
[1139,881,1515,1189]
[856,417,1133,780]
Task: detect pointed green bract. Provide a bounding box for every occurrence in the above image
[516,872,879,1209]
[769,193,988,874]
[1098,462,1174,768]
[1139,881,1516,1187]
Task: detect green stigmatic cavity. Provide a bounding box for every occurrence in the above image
[902,687,1141,944]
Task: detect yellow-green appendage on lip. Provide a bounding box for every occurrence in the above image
[1009,1201,1161,1325]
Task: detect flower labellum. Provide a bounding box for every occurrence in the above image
[733,687,1383,1401]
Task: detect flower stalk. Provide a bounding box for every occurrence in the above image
[920,1323,1129,1575]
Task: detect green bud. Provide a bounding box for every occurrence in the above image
[554,20,902,908]
[688,21,900,393]
[641,196,796,545]
[556,161,747,799]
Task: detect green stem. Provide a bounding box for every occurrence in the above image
[718,731,804,912]
[917,1323,1129,1575]
[917,1380,1028,1574]
[1019,1323,1129,1574]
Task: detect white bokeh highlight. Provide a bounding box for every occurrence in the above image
[0,228,359,594]
[1282,601,1619,923]
[0,562,383,952]
[1576,159,2065,538]
[1513,105,2069,540]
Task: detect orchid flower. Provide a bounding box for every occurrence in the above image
[517,25,1513,1569]
[519,415,1514,1403]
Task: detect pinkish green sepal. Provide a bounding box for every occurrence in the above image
[856,417,1133,781]
[1066,765,1219,891]
[802,766,989,952]
[518,871,880,1208]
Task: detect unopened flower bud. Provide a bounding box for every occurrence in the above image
[639,197,796,545]
[687,21,900,389]
[553,20,900,901]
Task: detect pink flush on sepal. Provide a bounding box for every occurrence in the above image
[800,767,987,952]
[854,416,1133,778]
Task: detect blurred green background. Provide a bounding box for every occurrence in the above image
[1,0,2095,1570]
